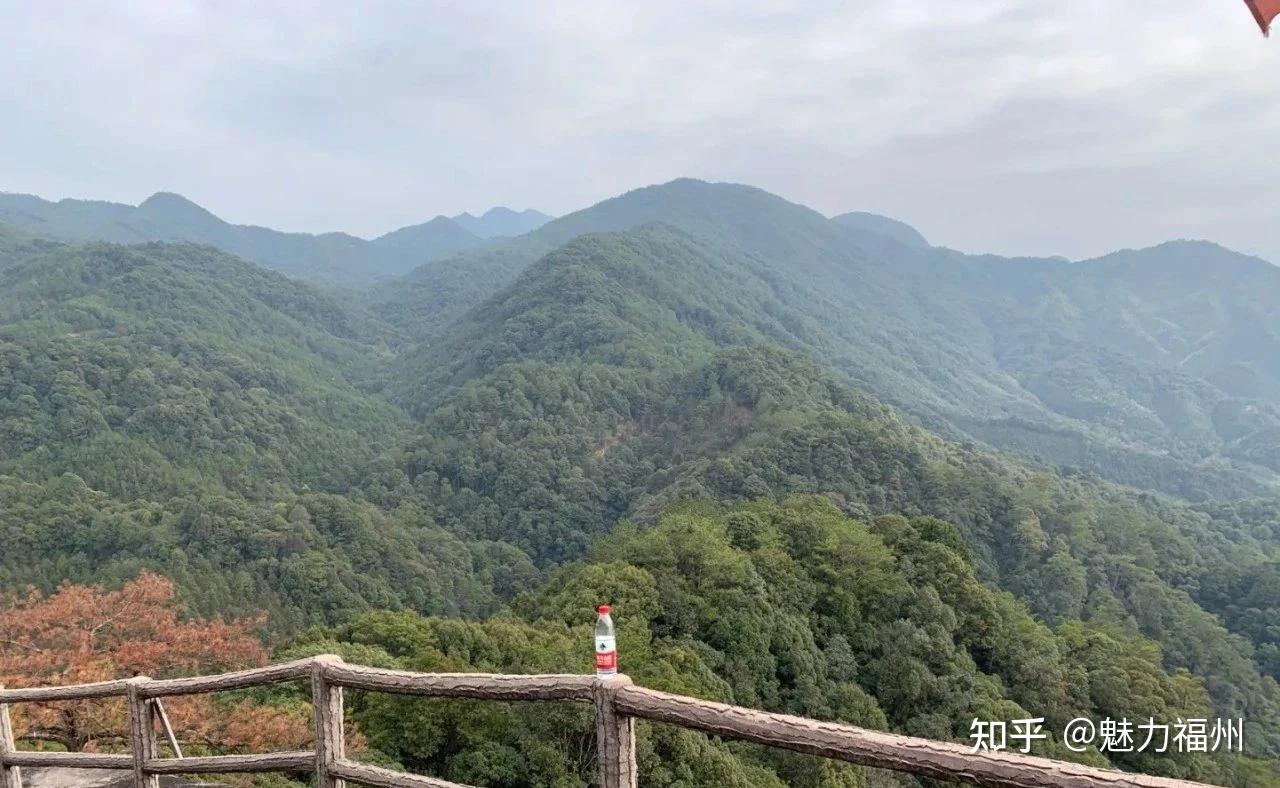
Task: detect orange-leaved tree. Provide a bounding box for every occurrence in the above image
[0,572,311,753]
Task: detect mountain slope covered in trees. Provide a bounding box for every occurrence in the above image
[0,231,533,628]
[0,232,404,498]
[830,210,930,247]
[378,180,1280,501]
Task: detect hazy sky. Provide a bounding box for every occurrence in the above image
[2,1,1277,260]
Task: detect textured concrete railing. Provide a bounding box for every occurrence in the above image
[0,655,1223,788]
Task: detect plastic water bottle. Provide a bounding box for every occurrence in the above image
[595,604,617,676]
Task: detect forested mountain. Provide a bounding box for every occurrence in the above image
[1,176,1278,786]
[0,191,488,284]
[452,207,554,238]
[0,231,403,499]
[961,241,1280,493]
[378,179,1280,501]
[370,178,897,341]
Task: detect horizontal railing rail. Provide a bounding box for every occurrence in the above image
[0,679,132,704]
[0,655,1224,788]
[322,662,596,702]
[611,684,1209,788]
[139,656,318,698]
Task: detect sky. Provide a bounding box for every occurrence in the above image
[1,1,1277,261]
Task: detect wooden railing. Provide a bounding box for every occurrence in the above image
[0,655,1221,788]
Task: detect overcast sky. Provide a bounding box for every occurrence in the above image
[2,1,1277,260]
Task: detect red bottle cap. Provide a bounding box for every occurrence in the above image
[597,604,611,615]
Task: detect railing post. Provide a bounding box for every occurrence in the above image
[594,675,636,788]
[312,655,346,788]
[0,686,22,788]
[126,677,159,788]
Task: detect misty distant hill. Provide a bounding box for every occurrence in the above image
[452,206,553,238]
[831,211,929,247]
[0,191,489,284]
[370,215,485,259]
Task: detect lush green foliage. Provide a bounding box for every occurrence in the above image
[364,214,1280,775]
[0,475,531,630]
[17,181,1280,500]
[285,500,1272,786]
[0,236,404,499]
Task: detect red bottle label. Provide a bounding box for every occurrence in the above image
[595,634,617,672]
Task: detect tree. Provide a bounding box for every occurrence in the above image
[0,572,310,753]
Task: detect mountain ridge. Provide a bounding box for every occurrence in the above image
[0,190,514,284]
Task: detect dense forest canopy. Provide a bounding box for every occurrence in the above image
[0,178,1277,786]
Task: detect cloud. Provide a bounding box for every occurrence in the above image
[0,0,1275,259]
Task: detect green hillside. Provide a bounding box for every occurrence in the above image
[0,234,406,499]
[13,180,1280,502]
[363,343,1280,780]
[372,179,852,341]
[0,231,528,626]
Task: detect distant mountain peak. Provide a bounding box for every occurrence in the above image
[480,206,520,219]
[452,206,553,238]
[1083,238,1265,264]
[629,177,764,199]
[139,190,193,205]
[831,211,929,248]
[423,214,463,228]
[371,215,484,256]
[137,191,221,224]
